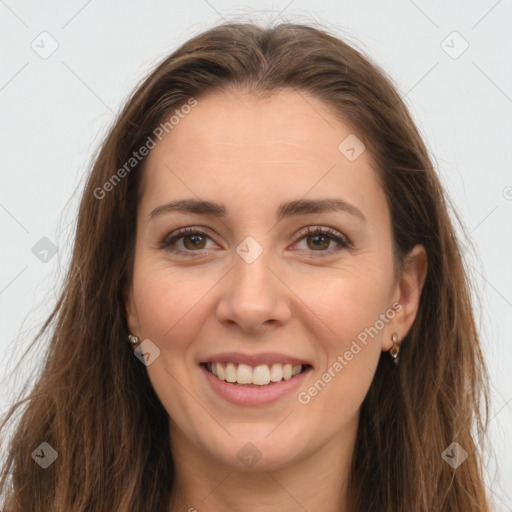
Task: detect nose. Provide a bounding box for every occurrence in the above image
[215,246,292,334]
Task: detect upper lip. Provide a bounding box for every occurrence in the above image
[200,352,313,367]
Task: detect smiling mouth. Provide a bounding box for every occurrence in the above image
[201,362,312,387]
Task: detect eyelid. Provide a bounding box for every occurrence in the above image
[159,225,351,256]
[294,225,351,247]
[158,225,218,252]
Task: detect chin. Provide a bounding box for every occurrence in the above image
[200,424,308,471]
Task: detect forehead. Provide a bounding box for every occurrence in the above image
[138,89,386,222]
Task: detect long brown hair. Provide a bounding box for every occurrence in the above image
[0,21,491,511]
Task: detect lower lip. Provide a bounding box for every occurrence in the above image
[200,364,312,406]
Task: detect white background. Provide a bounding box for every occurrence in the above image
[1,0,511,509]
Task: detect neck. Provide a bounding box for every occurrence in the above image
[166,423,357,512]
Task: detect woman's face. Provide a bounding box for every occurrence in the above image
[126,89,424,471]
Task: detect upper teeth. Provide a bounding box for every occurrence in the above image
[207,362,303,386]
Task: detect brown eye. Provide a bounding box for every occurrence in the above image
[182,233,207,250]
[293,226,350,257]
[160,225,350,257]
[159,227,215,255]
[306,233,331,250]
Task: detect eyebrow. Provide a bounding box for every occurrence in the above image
[149,197,366,222]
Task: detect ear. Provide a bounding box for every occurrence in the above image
[124,282,140,336]
[383,244,428,350]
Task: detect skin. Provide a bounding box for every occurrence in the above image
[125,88,427,512]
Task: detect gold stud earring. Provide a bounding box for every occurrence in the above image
[389,333,400,366]
[128,334,140,345]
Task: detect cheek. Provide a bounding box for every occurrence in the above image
[131,253,205,341]
[130,260,210,413]
[312,260,394,344]
[129,256,229,386]
[302,262,392,402]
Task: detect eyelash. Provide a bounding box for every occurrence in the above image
[158,226,351,258]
